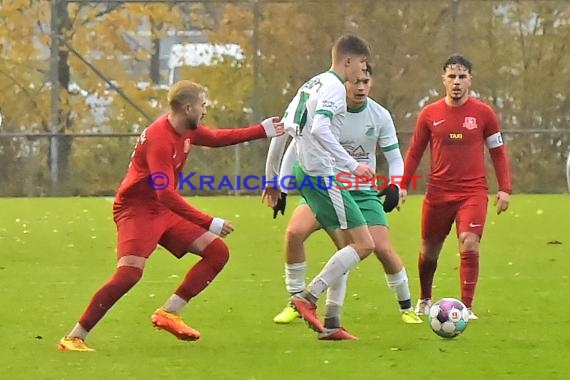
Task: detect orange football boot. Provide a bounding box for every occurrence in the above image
[151,309,201,341]
[318,327,358,341]
[57,336,95,352]
[291,297,324,333]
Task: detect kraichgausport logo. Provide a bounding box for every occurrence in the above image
[147,172,421,192]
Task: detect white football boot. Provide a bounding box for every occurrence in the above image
[467,309,479,320]
[414,298,432,316]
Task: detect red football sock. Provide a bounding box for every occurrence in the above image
[175,238,229,301]
[418,252,438,300]
[460,250,479,308]
[78,265,143,331]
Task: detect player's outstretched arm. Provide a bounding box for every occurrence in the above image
[191,117,284,147]
[146,136,232,234]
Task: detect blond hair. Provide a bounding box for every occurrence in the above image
[167,80,206,112]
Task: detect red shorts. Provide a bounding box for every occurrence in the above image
[114,208,209,259]
[421,194,488,242]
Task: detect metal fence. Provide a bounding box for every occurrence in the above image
[2,0,570,196]
[1,130,568,197]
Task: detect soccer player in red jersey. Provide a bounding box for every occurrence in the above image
[401,55,511,320]
[58,80,284,352]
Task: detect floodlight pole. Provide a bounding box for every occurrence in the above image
[50,0,61,194]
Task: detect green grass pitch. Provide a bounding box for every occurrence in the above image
[1,195,569,379]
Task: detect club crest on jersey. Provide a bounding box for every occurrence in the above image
[462,117,478,130]
[365,125,375,136]
[184,138,191,153]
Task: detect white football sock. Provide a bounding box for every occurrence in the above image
[326,272,348,308]
[385,267,411,306]
[285,261,306,294]
[162,294,188,314]
[306,246,360,299]
[68,323,88,340]
[324,272,348,329]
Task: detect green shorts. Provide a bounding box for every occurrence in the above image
[349,189,388,226]
[299,188,387,227]
[294,163,366,230]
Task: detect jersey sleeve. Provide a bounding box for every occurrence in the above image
[315,81,345,121]
[402,108,430,190]
[145,135,213,228]
[281,95,300,137]
[377,109,400,152]
[265,134,290,182]
[278,140,298,193]
[382,148,404,183]
[190,124,266,147]
[312,114,359,173]
[482,105,501,138]
[483,106,512,193]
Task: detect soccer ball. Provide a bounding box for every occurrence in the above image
[428,298,470,339]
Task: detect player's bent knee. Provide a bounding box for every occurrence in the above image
[461,240,480,252]
[421,240,444,260]
[202,238,230,272]
[117,255,146,270]
[285,226,311,245]
[459,232,480,251]
[373,244,391,260]
[354,240,374,258]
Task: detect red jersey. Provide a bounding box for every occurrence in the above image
[113,114,266,229]
[402,97,511,197]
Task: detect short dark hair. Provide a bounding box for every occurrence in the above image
[443,54,472,73]
[365,61,373,76]
[332,34,371,63]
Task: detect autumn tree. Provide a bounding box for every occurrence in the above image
[1,0,569,194]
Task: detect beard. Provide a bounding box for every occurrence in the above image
[450,88,465,100]
[187,117,199,130]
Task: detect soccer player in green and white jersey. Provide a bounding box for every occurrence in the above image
[265,64,421,339]
[263,35,375,340]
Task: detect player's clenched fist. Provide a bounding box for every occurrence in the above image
[353,163,374,179]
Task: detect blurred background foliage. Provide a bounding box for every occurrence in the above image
[0,0,569,196]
